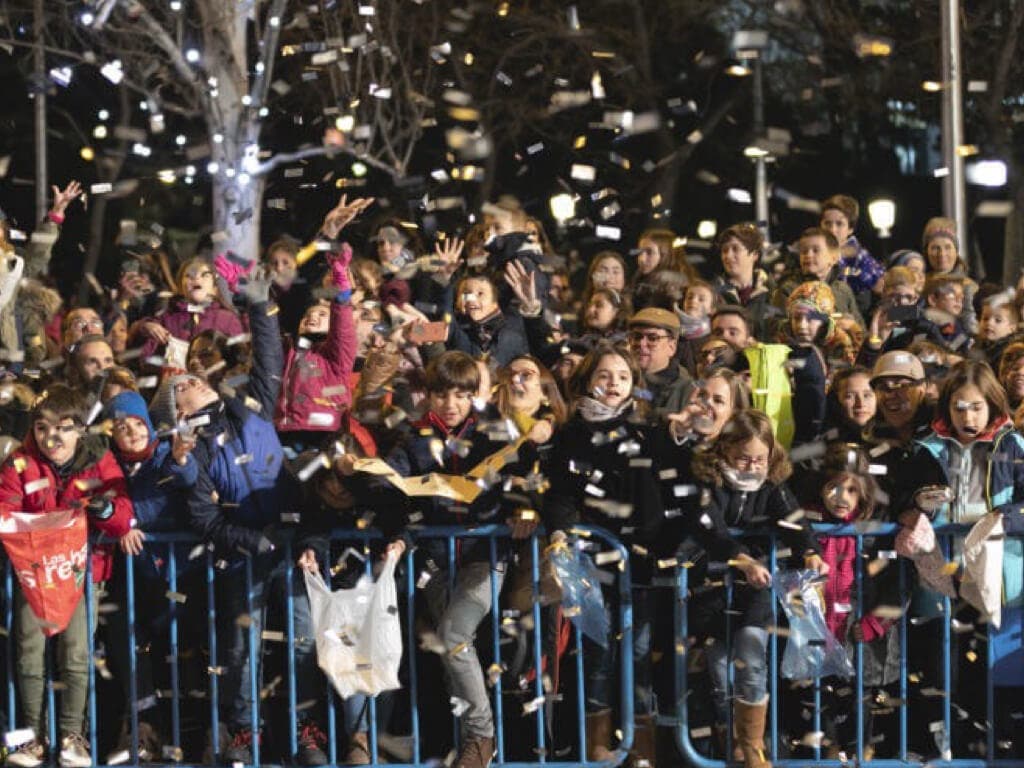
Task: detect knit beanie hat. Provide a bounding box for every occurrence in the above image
[104,391,155,439]
[887,249,924,269]
[149,373,202,430]
[787,281,836,341]
[921,217,959,254]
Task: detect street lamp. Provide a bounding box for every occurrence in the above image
[697,220,717,239]
[733,29,770,240]
[868,198,895,262]
[549,193,575,225]
[868,199,896,239]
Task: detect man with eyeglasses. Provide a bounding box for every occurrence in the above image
[861,351,937,517]
[627,308,692,419]
[61,307,105,351]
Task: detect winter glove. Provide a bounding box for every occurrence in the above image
[86,496,114,521]
[237,267,273,306]
[213,252,255,294]
[328,242,354,293]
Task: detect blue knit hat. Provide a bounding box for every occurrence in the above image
[103,391,155,439]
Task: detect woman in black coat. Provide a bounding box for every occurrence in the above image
[542,342,664,766]
[681,410,827,768]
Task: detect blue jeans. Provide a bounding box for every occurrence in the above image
[216,553,319,730]
[705,625,769,720]
[583,586,655,716]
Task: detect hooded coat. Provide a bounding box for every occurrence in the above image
[135,297,245,360]
[274,298,356,433]
[0,432,134,582]
[185,301,296,555]
[915,415,1024,685]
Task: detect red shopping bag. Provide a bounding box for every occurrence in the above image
[0,510,88,636]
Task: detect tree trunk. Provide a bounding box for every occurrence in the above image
[211,172,263,261]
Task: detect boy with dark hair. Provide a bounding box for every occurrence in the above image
[773,228,864,328]
[447,274,529,365]
[377,350,537,768]
[0,384,134,767]
[820,194,884,300]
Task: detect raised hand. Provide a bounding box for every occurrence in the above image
[51,180,83,217]
[321,194,375,239]
[503,259,539,312]
[434,236,464,277]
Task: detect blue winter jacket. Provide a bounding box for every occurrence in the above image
[187,300,298,554]
[916,416,1024,685]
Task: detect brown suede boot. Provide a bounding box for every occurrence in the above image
[585,709,616,762]
[734,697,772,768]
[630,714,657,768]
[713,724,744,761]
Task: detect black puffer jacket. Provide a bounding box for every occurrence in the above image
[682,479,820,638]
[542,407,665,584]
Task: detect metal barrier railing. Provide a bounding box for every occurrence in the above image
[2,524,634,767]
[673,522,1024,768]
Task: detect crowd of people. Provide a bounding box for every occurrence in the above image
[0,183,1021,768]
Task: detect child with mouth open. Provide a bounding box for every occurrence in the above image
[131,256,244,362]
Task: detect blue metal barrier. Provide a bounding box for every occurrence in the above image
[673,522,1024,768]
[2,524,634,767]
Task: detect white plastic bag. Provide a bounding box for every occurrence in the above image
[960,512,1004,628]
[304,552,403,698]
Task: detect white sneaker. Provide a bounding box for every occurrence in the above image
[59,733,92,768]
[7,739,45,768]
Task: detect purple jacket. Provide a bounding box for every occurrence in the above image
[274,299,356,432]
[135,298,245,360]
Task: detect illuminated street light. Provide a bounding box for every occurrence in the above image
[549,193,575,224]
[868,199,896,239]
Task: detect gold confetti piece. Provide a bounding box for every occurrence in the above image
[165,590,187,604]
[966,650,977,662]
[941,561,959,575]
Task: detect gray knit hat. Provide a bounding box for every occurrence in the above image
[149,373,202,430]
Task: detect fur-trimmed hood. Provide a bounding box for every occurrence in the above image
[15,277,63,331]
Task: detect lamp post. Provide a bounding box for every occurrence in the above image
[549,193,575,236]
[939,0,967,251]
[733,30,770,241]
[868,198,896,261]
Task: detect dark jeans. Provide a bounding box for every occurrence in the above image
[215,552,318,731]
[582,585,654,716]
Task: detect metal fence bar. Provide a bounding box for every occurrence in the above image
[673,522,1024,768]
[1,524,634,768]
[125,549,139,765]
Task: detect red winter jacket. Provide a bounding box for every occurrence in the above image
[0,433,135,582]
[818,508,892,643]
[135,298,245,360]
[274,299,356,433]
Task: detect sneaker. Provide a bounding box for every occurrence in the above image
[59,733,92,768]
[223,727,257,765]
[453,736,495,768]
[8,739,45,768]
[296,722,328,767]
